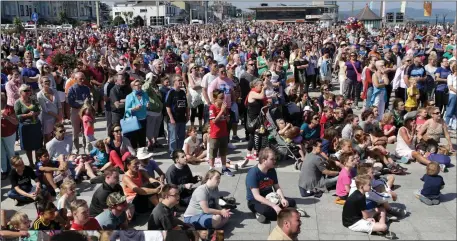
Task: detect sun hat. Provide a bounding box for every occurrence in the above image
[137,147,153,160]
[404,111,417,123]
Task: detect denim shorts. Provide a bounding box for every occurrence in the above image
[184,213,213,229]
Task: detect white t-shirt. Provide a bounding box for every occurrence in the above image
[144,231,164,241]
[184,136,199,154]
[201,72,218,105]
[448,74,457,95]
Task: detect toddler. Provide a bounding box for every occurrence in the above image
[0,212,36,240]
[183,126,207,165]
[79,102,96,153]
[405,80,419,111]
[335,152,357,205]
[415,162,445,205]
[323,93,336,109]
[56,179,77,220]
[89,140,111,172]
[416,108,427,131]
[380,113,397,144]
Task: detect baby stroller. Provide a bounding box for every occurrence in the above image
[262,105,302,164]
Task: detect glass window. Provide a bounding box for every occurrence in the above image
[140,9,147,13]
[20,5,24,16]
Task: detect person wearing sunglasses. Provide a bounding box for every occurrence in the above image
[418,107,454,152]
[46,123,73,162]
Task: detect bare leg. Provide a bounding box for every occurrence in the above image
[99,162,112,172]
[44,172,58,190]
[211,214,229,229]
[372,206,388,232]
[26,151,34,167]
[209,158,215,168]
[388,136,396,144]
[84,163,96,179]
[412,151,431,165]
[386,174,395,189]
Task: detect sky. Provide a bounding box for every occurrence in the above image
[231,1,456,11]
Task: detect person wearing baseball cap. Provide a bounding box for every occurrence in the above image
[95,192,129,230]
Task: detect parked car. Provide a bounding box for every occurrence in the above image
[24,24,37,30]
[62,24,73,30]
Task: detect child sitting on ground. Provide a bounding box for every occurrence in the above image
[336,152,357,205]
[380,113,397,144]
[89,140,111,172]
[8,156,49,205]
[415,162,445,206]
[183,126,207,165]
[416,108,427,131]
[56,179,77,223]
[323,93,336,109]
[137,147,166,182]
[0,211,37,240]
[35,149,70,196]
[342,174,388,235]
[33,195,62,231]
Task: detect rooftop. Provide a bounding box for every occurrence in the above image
[356,5,382,21]
[249,4,338,10]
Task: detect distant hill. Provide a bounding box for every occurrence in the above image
[339,7,455,22]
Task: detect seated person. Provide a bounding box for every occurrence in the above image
[321,128,340,160]
[149,184,194,230]
[183,127,207,165]
[56,179,77,224]
[137,147,166,181]
[8,156,48,205]
[32,195,62,230]
[46,123,73,161]
[349,163,406,219]
[380,113,397,144]
[247,148,301,223]
[69,199,101,230]
[95,192,129,230]
[89,140,111,172]
[335,153,358,205]
[0,211,41,240]
[122,156,163,214]
[300,113,321,141]
[342,175,388,235]
[299,140,340,197]
[166,150,202,207]
[35,149,70,196]
[183,170,231,229]
[415,162,445,206]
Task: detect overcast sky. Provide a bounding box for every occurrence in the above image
[232,1,456,11]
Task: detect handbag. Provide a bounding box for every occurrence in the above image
[351,61,362,82]
[246,114,260,133]
[120,115,141,134]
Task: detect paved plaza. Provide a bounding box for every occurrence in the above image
[1,91,456,240]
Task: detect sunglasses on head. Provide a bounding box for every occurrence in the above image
[23,89,31,92]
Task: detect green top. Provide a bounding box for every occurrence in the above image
[142,80,163,113]
[257,56,268,75]
[14,99,41,124]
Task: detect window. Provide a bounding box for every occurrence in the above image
[20,5,24,16]
[25,5,29,16]
[140,9,147,13]
[81,7,84,16]
[115,12,120,16]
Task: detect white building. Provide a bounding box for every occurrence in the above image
[1,1,96,23]
[112,1,180,26]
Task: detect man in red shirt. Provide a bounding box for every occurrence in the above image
[70,199,102,230]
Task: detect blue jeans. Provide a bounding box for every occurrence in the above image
[1,132,15,173]
[168,122,186,154]
[445,93,456,127]
[7,185,47,201]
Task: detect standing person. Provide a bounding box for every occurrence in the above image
[293,49,308,94]
[20,59,40,95]
[361,56,376,110]
[5,68,22,107]
[371,61,389,121]
[267,208,302,241]
[201,60,219,125]
[345,52,362,109]
[208,65,236,149]
[319,49,332,86]
[246,148,299,223]
[166,75,189,156]
[304,48,318,91]
[446,64,457,129]
[37,77,62,144]
[110,74,129,126]
[125,79,149,149]
[404,55,427,107]
[1,93,18,179]
[187,64,204,130]
[434,58,451,115]
[257,48,269,76]
[383,49,398,111]
[67,72,91,155]
[143,71,164,152]
[239,59,256,140]
[208,90,234,177]
[14,84,43,167]
[104,70,117,135]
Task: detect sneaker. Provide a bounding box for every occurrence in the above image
[246,154,256,161]
[222,168,234,177]
[232,135,241,142]
[334,197,346,205]
[439,164,447,172]
[388,207,407,217]
[431,199,440,205]
[255,213,267,224]
[386,214,398,222]
[228,143,236,149]
[229,163,239,171]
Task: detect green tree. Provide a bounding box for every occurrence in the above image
[132,16,144,27]
[13,17,24,33]
[58,11,68,24]
[113,16,125,26]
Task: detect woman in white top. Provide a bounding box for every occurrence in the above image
[183,126,206,165]
[395,113,431,165]
[337,52,348,95]
[37,76,62,143]
[445,64,457,129]
[187,64,204,130]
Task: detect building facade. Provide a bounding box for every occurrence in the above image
[112,1,180,26]
[249,2,338,23]
[1,1,96,23]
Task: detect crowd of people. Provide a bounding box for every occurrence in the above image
[0,20,456,240]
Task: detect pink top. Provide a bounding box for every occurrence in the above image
[5,80,21,106]
[416,118,426,126]
[82,115,94,136]
[207,77,234,107]
[336,167,352,197]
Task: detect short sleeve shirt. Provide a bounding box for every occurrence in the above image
[245,165,278,201]
[10,166,36,191]
[95,210,127,230]
[183,184,219,217]
[207,77,234,107]
[336,168,352,197]
[209,104,228,138]
[342,190,366,227]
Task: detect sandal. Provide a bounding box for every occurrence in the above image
[296,208,309,217]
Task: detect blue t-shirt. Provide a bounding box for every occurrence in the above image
[246,165,278,201]
[21,67,40,90]
[406,65,426,89]
[321,139,330,156]
[420,174,445,198]
[435,67,451,91]
[90,148,108,167]
[140,160,159,178]
[300,123,320,140]
[35,160,59,180]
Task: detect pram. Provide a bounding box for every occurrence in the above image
[257,105,302,163]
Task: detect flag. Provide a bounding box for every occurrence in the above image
[400,1,407,14]
[369,1,373,9]
[424,1,432,17]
